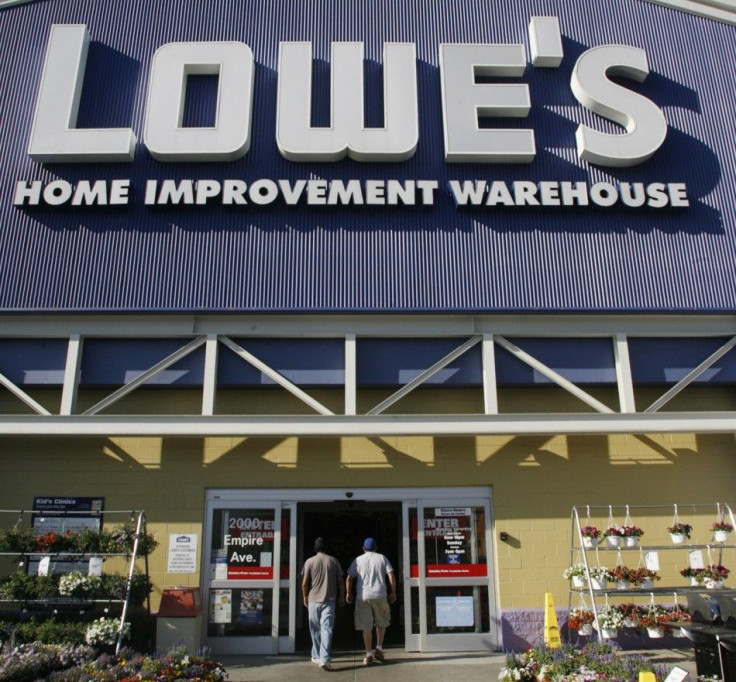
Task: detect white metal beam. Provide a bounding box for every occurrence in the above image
[60,334,83,416]
[494,335,615,414]
[0,412,733,436]
[345,334,356,416]
[202,334,219,416]
[645,335,736,413]
[219,336,334,416]
[614,334,636,414]
[366,336,482,415]
[0,371,51,415]
[83,336,207,416]
[482,334,498,415]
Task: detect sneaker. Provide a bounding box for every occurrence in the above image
[311,658,320,664]
[319,662,332,671]
[363,654,373,666]
[374,649,385,662]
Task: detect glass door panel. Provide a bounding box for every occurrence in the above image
[406,498,497,652]
[203,502,282,654]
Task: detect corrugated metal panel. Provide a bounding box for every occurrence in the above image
[0,0,734,313]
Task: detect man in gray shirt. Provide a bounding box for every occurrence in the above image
[302,537,345,670]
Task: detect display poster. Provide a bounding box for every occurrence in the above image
[417,507,487,578]
[436,596,474,627]
[224,512,276,580]
[237,590,265,628]
[209,589,232,624]
[167,533,198,574]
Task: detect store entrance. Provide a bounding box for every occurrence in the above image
[297,501,403,652]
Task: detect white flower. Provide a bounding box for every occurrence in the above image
[84,617,130,647]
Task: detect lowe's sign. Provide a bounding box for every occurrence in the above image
[14,18,689,211]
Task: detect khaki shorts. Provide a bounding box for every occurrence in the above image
[354,598,391,630]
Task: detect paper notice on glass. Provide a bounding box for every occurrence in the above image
[210,589,232,624]
[436,596,474,627]
[260,551,273,567]
[645,552,659,571]
[689,550,705,569]
[37,556,50,576]
[88,556,103,576]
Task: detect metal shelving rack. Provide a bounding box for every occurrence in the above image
[569,502,736,642]
[0,508,150,654]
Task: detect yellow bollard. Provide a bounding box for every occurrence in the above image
[639,673,657,682]
[543,593,561,648]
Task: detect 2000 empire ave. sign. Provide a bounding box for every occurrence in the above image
[27,18,668,168]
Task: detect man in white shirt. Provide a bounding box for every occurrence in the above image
[345,537,397,665]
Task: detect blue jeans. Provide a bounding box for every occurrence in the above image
[308,601,336,664]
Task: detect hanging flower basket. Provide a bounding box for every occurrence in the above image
[595,604,625,636]
[618,603,641,628]
[580,526,601,548]
[568,607,595,633]
[712,522,733,543]
[563,563,588,588]
[697,564,730,589]
[668,522,692,544]
[587,566,610,590]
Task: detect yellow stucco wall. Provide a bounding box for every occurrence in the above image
[1,386,735,614]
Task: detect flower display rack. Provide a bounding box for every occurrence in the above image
[0,508,152,654]
[567,502,736,644]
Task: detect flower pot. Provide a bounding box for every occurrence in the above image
[616,580,631,590]
[705,579,725,589]
[583,537,598,548]
[578,623,593,636]
[714,530,731,543]
[572,575,586,589]
[625,536,640,548]
[590,578,607,590]
[623,617,638,628]
[606,536,622,548]
[647,627,664,639]
[690,577,700,586]
[600,628,618,639]
[670,533,687,545]
[640,578,653,589]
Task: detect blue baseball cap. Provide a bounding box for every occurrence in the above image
[363,537,377,551]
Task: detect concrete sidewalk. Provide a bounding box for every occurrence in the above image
[219,647,699,682]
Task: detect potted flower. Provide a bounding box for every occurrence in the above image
[595,604,625,638]
[588,565,611,590]
[635,567,661,589]
[610,565,637,589]
[618,602,642,627]
[668,522,693,544]
[603,525,625,547]
[665,606,691,638]
[568,607,595,636]
[697,564,730,589]
[640,605,668,638]
[621,525,644,547]
[712,521,733,543]
[680,566,704,586]
[580,526,601,548]
[563,563,588,588]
